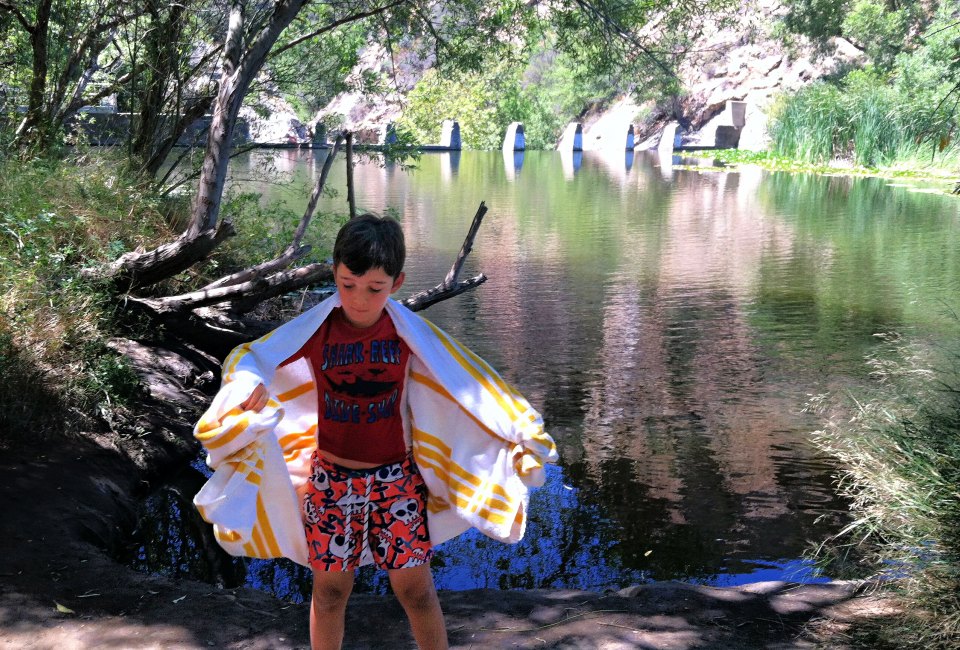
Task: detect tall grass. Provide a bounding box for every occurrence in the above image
[0,152,175,447]
[769,69,960,169]
[807,331,960,649]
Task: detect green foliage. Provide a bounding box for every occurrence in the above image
[0,153,173,445]
[768,81,845,164]
[842,0,910,69]
[782,0,850,39]
[807,330,960,648]
[266,12,368,122]
[770,5,960,169]
[783,0,929,71]
[398,64,562,150]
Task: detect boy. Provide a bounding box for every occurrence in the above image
[194,214,557,649]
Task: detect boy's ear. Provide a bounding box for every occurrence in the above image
[391,271,405,293]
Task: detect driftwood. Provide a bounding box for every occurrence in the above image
[124,200,492,359]
[86,219,236,291]
[402,202,489,312]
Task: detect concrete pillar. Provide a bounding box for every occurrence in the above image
[440,119,461,150]
[658,121,679,154]
[715,125,742,149]
[727,101,747,128]
[557,122,583,152]
[380,122,398,145]
[625,124,635,150]
[502,122,525,151]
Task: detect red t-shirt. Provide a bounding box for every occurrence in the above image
[284,308,410,464]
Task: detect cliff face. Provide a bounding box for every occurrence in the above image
[582,1,866,152]
[263,1,867,150]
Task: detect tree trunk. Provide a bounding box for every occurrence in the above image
[90,220,235,291]
[187,0,311,237]
[13,0,51,150]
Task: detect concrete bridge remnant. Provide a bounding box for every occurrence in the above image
[440,119,461,150]
[503,122,525,151]
[557,122,583,152]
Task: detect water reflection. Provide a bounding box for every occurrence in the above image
[439,151,460,182]
[503,149,524,181]
[560,150,583,179]
[133,150,960,600]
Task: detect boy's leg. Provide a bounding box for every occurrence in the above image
[387,564,448,650]
[310,569,355,650]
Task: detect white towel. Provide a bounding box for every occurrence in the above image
[194,293,558,566]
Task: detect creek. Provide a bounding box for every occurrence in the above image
[127,148,960,602]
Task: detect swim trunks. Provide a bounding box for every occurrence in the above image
[302,451,433,571]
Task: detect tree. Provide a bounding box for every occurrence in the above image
[126,0,224,177]
[0,0,140,152]
[71,0,735,355]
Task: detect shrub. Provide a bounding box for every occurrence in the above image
[0,153,172,446]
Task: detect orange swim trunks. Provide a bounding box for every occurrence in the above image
[302,451,433,571]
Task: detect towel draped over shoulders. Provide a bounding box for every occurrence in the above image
[193,294,558,566]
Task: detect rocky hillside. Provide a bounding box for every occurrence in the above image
[579,0,866,151]
[250,1,866,150]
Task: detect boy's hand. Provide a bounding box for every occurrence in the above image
[240,384,268,412]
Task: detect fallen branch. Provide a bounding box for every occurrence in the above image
[402,202,489,312]
[201,133,345,291]
[136,262,333,313]
[85,219,236,290]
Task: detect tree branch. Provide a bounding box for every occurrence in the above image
[0,0,35,33]
[571,0,677,79]
[443,201,486,286]
[402,202,489,312]
[144,261,334,313]
[200,133,345,291]
[270,0,409,59]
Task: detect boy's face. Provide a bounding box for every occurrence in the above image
[333,263,405,329]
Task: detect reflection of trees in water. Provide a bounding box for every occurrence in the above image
[567,166,847,581]
[122,466,247,589]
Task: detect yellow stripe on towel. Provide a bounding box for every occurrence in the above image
[278,426,317,451]
[413,437,512,527]
[255,493,283,558]
[277,381,315,402]
[195,415,250,450]
[422,319,529,421]
[410,371,505,443]
[414,430,512,510]
[215,526,241,543]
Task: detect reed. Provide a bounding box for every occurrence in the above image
[808,331,960,649]
[769,71,960,169]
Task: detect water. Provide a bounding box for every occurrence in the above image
[129,148,960,601]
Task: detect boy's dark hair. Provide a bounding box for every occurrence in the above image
[333,213,405,278]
